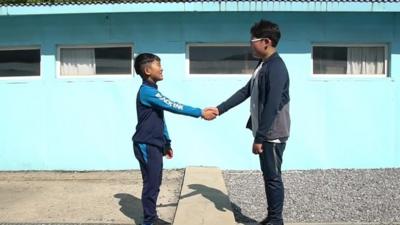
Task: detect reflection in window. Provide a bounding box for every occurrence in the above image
[0,49,40,77]
[189,45,258,74]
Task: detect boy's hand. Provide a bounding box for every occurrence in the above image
[165,149,173,159]
[202,107,219,120]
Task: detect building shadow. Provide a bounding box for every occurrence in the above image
[157,184,257,223]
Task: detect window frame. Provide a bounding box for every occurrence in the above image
[0,46,41,80]
[186,43,257,77]
[56,44,134,79]
[311,43,389,79]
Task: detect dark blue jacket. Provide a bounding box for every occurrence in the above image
[132,80,202,149]
[217,52,290,143]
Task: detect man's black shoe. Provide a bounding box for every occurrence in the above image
[258,217,270,225]
[258,217,284,225]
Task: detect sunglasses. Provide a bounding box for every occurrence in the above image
[250,38,269,43]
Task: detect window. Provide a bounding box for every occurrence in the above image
[312,45,387,76]
[0,48,40,78]
[58,45,132,76]
[187,44,258,75]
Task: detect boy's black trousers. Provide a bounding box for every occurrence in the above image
[259,142,286,225]
[133,142,163,225]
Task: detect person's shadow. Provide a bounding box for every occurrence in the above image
[114,193,171,225]
[157,184,257,223]
[114,193,143,224]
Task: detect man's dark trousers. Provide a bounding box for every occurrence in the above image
[133,143,163,225]
[259,142,286,225]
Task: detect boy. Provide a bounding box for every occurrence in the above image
[213,20,290,225]
[132,53,216,225]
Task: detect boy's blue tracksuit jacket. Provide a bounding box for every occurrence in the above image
[217,52,290,143]
[132,79,202,150]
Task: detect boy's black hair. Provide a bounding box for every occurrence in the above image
[250,19,281,47]
[134,53,161,78]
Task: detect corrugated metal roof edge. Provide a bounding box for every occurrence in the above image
[2,0,400,14]
[1,0,399,6]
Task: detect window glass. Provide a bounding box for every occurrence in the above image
[60,46,132,76]
[95,47,131,75]
[313,46,386,75]
[189,45,258,74]
[0,49,40,77]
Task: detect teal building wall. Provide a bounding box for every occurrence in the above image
[0,11,399,170]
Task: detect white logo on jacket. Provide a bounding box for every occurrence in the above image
[155,93,184,110]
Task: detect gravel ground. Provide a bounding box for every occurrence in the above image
[223,168,400,224]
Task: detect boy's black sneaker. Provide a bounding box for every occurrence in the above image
[155,218,171,225]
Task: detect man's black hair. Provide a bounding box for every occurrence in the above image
[134,53,161,78]
[250,20,281,47]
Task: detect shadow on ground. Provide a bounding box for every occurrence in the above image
[114,193,143,224]
[114,193,171,225]
[157,184,257,223]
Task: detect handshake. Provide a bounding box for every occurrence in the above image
[201,107,219,121]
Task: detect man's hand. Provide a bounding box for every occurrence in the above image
[252,143,263,154]
[202,107,219,120]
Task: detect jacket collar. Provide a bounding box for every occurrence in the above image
[142,79,158,89]
[262,52,279,64]
[256,52,279,68]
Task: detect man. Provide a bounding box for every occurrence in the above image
[213,19,290,225]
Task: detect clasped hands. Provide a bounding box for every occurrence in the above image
[201,107,219,121]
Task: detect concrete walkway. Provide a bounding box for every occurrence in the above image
[0,170,183,224]
[0,167,236,225]
[173,167,236,225]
